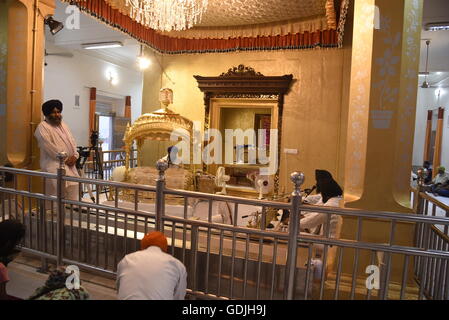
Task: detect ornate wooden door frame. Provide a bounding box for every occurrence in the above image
[194,64,293,198]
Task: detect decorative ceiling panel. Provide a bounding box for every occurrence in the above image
[196,0,328,27]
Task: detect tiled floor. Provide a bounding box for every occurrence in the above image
[6,254,118,300]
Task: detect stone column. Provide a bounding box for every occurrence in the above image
[432,107,444,176]
[6,0,55,169]
[344,0,423,212]
[423,110,432,163]
[0,1,8,166]
[89,87,97,136]
[330,0,424,298]
[124,96,131,118]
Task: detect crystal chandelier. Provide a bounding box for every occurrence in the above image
[125,0,209,32]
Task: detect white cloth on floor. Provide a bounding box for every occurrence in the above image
[117,246,187,300]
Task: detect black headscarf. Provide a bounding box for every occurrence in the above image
[0,219,25,264]
[42,99,63,116]
[315,169,343,204]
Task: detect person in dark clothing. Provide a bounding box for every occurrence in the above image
[0,219,26,300]
[423,161,433,184]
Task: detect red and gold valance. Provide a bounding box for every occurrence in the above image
[63,0,348,54]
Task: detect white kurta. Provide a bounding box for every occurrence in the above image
[300,194,342,235]
[117,246,187,300]
[433,173,449,185]
[34,120,80,199]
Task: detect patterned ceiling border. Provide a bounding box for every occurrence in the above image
[63,0,347,54]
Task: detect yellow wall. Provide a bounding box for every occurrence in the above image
[142,49,349,193]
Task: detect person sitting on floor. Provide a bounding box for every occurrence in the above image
[429,166,449,194]
[28,267,89,300]
[0,219,26,300]
[116,231,187,300]
[300,169,343,235]
[423,161,433,185]
[433,181,449,198]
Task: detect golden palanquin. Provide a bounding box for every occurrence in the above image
[123,107,194,172]
[118,100,200,203]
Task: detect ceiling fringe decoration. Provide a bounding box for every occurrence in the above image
[64,0,345,54]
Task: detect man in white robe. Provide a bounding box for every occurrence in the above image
[117,231,187,300]
[34,100,80,200]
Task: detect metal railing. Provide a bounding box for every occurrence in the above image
[412,180,449,300]
[82,148,137,181]
[1,159,449,300]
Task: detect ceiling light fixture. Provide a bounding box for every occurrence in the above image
[421,40,431,89]
[125,0,208,32]
[82,41,123,50]
[425,22,449,31]
[137,44,151,70]
[44,15,64,35]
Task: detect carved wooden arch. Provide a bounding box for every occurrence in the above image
[194,65,293,198]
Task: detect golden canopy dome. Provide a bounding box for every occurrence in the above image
[123,107,193,145]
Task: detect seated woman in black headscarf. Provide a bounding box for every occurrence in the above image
[0,219,26,300]
[300,170,343,236]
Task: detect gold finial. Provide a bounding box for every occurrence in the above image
[159,88,173,111]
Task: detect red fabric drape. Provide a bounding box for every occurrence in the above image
[72,0,339,54]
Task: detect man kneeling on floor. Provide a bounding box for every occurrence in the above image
[116,231,187,300]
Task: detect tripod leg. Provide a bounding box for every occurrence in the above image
[79,167,95,203]
[94,148,109,202]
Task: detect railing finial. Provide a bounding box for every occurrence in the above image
[156,159,169,181]
[290,171,305,196]
[57,152,68,170]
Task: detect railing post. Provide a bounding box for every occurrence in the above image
[414,167,427,286]
[56,152,67,267]
[190,225,199,292]
[37,198,48,273]
[155,159,168,232]
[284,171,305,300]
[415,167,427,215]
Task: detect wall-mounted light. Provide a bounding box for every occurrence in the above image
[82,41,123,50]
[44,15,64,35]
[137,44,151,70]
[106,69,118,85]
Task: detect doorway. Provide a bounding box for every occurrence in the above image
[98,114,113,160]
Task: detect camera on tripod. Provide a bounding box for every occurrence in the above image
[90,130,99,148]
[76,131,103,177]
[76,146,91,170]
